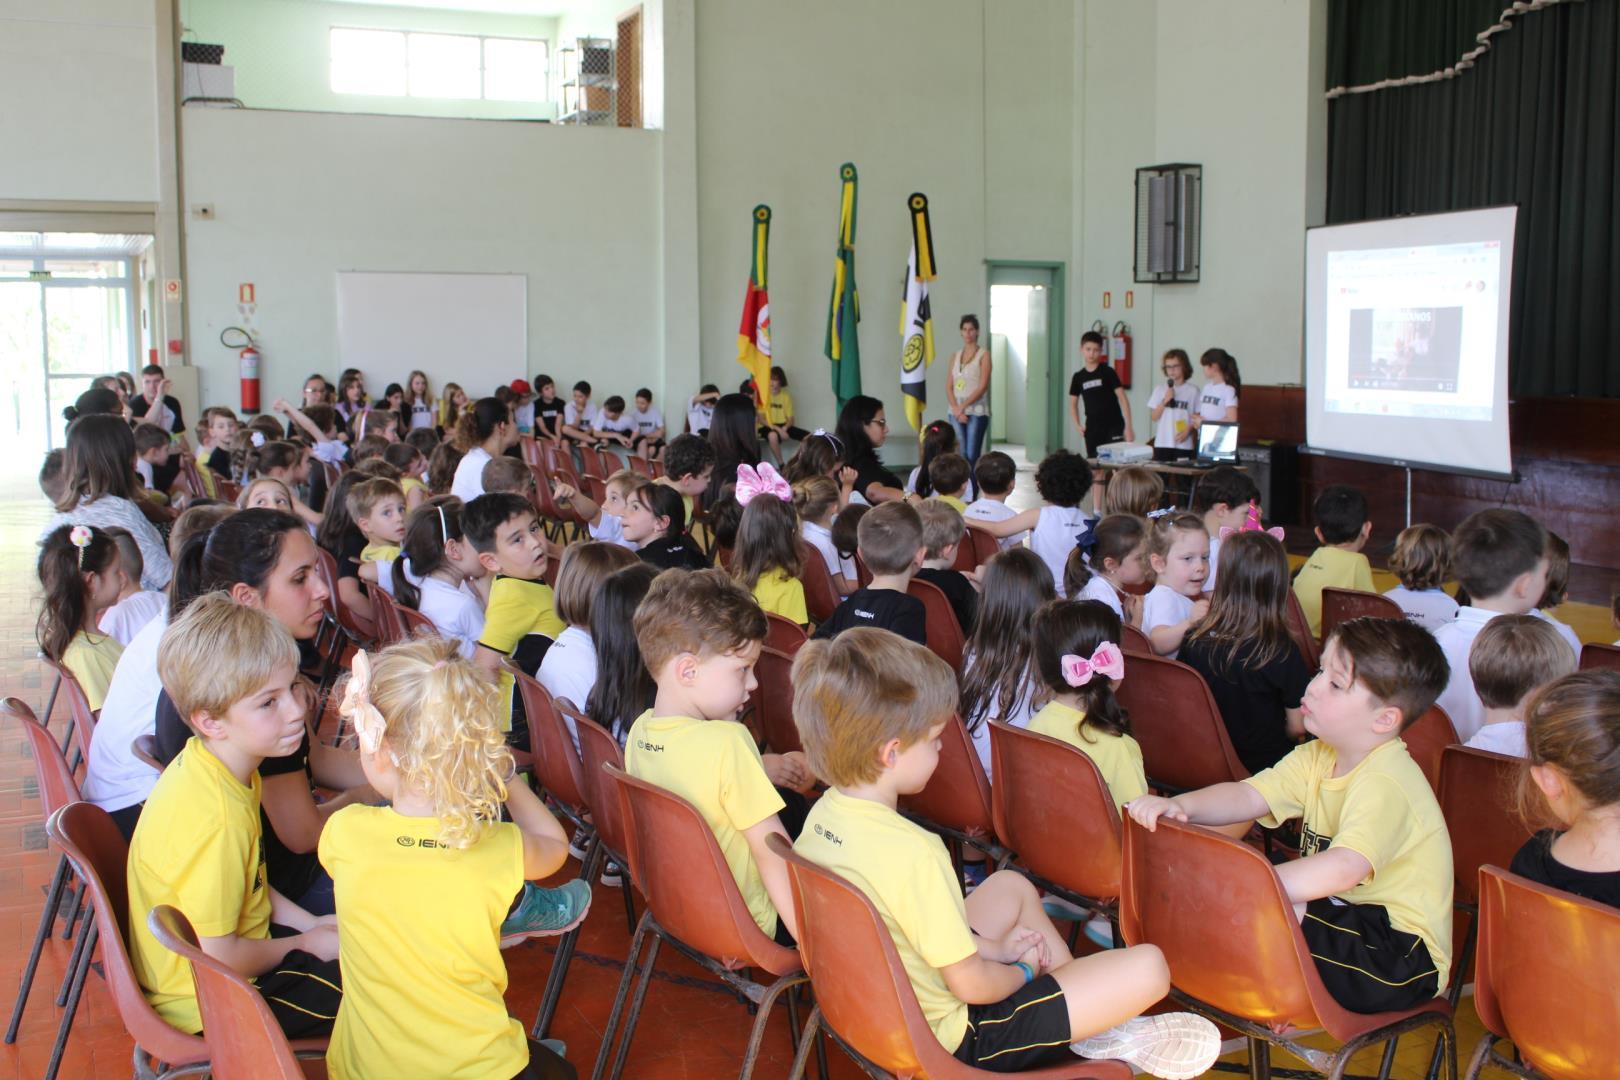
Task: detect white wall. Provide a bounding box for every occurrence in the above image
[181,107,663,412]
[0,0,161,202]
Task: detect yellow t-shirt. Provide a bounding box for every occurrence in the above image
[400,476,428,499]
[478,574,566,729]
[359,541,402,564]
[932,494,968,515]
[767,389,795,426]
[1025,701,1148,810]
[1245,737,1453,992]
[624,710,785,936]
[795,788,976,1052]
[1292,545,1375,638]
[127,738,271,1033]
[320,805,527,1080]
[63,630,123,711]
[753,568,808,625]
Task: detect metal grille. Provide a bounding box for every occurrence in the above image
[560,38,615,126]
[1135,164,1202,283]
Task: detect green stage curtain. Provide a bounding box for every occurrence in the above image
[1327,0,1620,397]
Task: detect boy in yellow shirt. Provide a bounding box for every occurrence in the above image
[1129,616,1454,1014]
[465,492,566,752]
[624,569,813,943]
[348,476,407,565]
[793,628,1219,1076]
[126,593,342,1037]
[927,452,973,516]
[1292,484,1375,638]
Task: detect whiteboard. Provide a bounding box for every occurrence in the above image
[335,271,527,397]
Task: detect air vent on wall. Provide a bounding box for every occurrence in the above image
[1135,163,1201,283]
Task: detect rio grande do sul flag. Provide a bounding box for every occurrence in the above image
[737,204,773,413]
[899,193,937,432]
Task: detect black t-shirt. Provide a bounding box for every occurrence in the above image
[811,587,926,645]
[534,398,566,438]
[1511,830,1620,909]
[1069,364,1124,433]
[335,528,367,581]
[915,567,977,635]
[637,535,710,571]
[1177,636,1310,774]
[131,393,186,434]
[849,450,902,502]
[205,447,231,477]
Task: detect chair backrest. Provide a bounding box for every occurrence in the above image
[520,434,540,466]
[1401,705,1458,794]
[146,906,308,1080]
[796,542,841,625]
[951,532,978,572]
[968,525,1001,568]
[604,766,798,974]
[4,698,80,818]
[44,658,98,766]
[574,713,631,871]
[511,671,589,813]
[394,602,438,639]
[751,645,802,755]
[315,545,375,643]
[132,734,164,774]
[1320,587,1403,643]
[853,551,873,588]
[585,474,608,506]
[1284,588,1320,667]
[1474,866,1620,1079]
[47,802,209,1068]
[1579,642,1620,673]
[764,612,808,655]
[369,586,404,647]
[1438,745,1532,907]
[628,454,654,479]
[549,697,599,820]
[907,578,965,671]
[1111,652,1248,791]
[577,445,606,480]
[989,721,1121,902]
[898,714,995,841]
[1119,623,1153,655]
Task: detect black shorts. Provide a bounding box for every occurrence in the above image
[759,425,811,442]
[1084,429,1124,458]
[512,1036,578,1079]
[951,973,1073,1071]
[1300,898,1440,1014]
[254,947,342,1039]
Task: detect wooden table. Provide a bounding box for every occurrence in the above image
[1087,457,1246,509]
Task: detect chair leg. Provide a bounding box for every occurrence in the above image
[5,854,71,1043]
[787,1006,822,1080]
[44,673,65,754]
[60,876,86,941]
[1462,1034,1495,1080]
[619,876,637,935]
[1375,1036,1400,1080]
[1428,922,1477,1080]
[739,976,805,1079]
[531,838,603,1040]
[605,933,662,1080]
[55,901,92,1007]
[591,913,653,1080]
[1247,1037,1271,1080]
[44,919,96,1080]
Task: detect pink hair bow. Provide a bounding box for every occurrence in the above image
[339,651,388,755]
[1218,525,1286,541]
[735,462,791,506]
[1059,642,1125,688]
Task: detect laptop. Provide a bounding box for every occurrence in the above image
[1193,421,1239,467]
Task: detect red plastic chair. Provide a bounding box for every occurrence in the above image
[968,525,1002,568]
[796,542,842,626]
[1284,588,1321,667]
[573,712,643,938]
[314,546,375,646]
[769,834,1129,1079]
[529,465,583,542]
[1111,652,1248,793]
[1320,587,1404,644]
[1468,867,1620,1079]
[1119,623,1153,655]
[3,699,85,1059]
[146,906,321,1079]
[1579,642,1620,673]
[1120,816,1456,1079]
[595,766,811,1079]
[628,454,654,479]
[394,602,438,639]
[765,612,808,655]
[989,721,1122,921]
[749,645,802,756]
[898,714,1006,874]
[511,670,589,831]
[907,577,966,671]
[369,586,405,647]
[46,802,326,1080]
[951,533,978,572]
[42,659,97,773]
[132,734,164,773]
[853,552,874,589]
[1402,706,1459,794]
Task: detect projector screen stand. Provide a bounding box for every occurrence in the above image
[1404,466,1413,529]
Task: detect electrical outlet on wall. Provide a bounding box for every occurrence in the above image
[191,204,215,220]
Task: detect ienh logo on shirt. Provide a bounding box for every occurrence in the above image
[636,738,665,753]
[812,823,844,847]
[1300,824,1333,857]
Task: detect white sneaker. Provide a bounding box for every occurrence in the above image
[599,861,623,888]
[1083,915,1116,949]
[1071,1012,1221,1080]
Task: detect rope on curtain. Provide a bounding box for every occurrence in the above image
[1326,0,1584,97]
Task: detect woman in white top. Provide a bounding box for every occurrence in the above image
[449,396,517,503]
[539,543,640,750]
[946,314,992,464]
[41,414,172,590]
[1190,347,1241,428]
[1147,348,1200,450]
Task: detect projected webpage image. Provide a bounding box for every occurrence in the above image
[1322,240,1500,422]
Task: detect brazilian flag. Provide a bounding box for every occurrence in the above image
[825,162,862,409]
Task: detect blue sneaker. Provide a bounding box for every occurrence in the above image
[500,880,593,947]
[960,860,989,893]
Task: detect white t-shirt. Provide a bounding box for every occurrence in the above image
[82,612,167,812]
[1202,532,1222,594]
[98,590,167,646]
[1148,382,1200,450]
[1196,382,1238,422]
[1076,573,1124,620]
[1532,608,1583,657]
[450,445,493,503]
[963,498,1025,549]
[589,512,636,550]
[1031,505,1092,598]
[632,405,665,437]
[687,397,715,433]
[1433,606,1505,743]
[596,411,636,436]
[564,401,598,431]
[1384,586,1460,633]
[514,401,535,433]
[416,576,486,661]
[1141,583,1195,659]
[408,399,436,429]
[802,521,856,582]
[134,458,154,490]
[1464,721,1528,759]
[311,439,347,466]
[963,655,1038,780]
[538,625,598,752]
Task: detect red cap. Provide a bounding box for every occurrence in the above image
[509,379,533,395]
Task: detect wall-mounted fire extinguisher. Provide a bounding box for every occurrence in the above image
[222,326,259,413]
[1110,320,1133,388]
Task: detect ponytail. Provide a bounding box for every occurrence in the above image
[453,397,507,452]
[36,525,119,662]
[393,496,465,611]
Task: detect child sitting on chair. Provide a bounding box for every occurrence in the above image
[1129,616,1454,1014]
[793,628,1219,1076]
[1384,524,1459,633]
[1461,615,1577,758]
[1292,484,1374,639]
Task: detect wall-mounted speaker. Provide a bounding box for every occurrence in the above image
[1135,163,1201,283]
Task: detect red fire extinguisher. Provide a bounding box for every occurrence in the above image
[239,344,261,413]
[1110,320,1133,388]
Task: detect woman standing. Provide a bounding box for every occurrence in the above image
[947,314,992,464]
[41,414,173,589]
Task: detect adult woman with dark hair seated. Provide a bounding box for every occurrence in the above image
[835,394,906,504]
[41,413,174,589]
[703,392,762,507]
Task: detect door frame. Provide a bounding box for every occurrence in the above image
[985,260,1066,457]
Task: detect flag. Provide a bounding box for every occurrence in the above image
[737,204,773,414]
[825,162,862,409]
[899,192,937,432]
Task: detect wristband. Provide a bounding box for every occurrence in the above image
[1013,960,1034,985]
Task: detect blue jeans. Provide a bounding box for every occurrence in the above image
[949,413,990,464]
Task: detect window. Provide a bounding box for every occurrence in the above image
[329,28,549,102]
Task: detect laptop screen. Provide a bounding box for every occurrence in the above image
[1198,421,1239,461]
